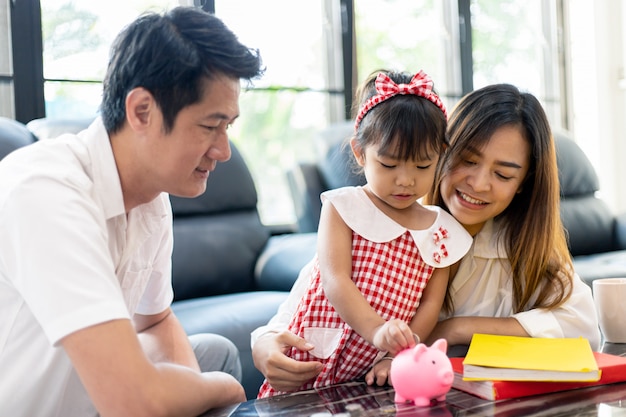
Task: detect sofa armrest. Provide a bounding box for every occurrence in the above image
[286,163,326,233]
[615,212,626,250]
[254,232,317,291]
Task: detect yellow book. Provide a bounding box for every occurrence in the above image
[462,334,600,382]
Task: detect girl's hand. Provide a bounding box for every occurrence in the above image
[364,356,393,386]
[372,319,416,355]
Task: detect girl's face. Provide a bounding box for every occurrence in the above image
[440,125,531,236]
[351,137,439,211]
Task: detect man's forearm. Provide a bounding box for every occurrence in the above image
[136,310,200,371]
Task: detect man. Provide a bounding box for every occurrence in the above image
[0,6,263,417]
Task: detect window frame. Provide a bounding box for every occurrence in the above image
[10,0,45,123]
[8,0,482,125]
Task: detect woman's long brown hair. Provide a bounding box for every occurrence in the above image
[425,84,573,314]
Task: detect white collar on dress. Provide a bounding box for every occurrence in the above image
[321,186,472,267]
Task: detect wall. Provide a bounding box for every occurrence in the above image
[570,0,626,214]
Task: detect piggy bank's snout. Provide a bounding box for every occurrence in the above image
[439,369,453,386]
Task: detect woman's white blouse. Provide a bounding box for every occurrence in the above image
[444,219,600,350]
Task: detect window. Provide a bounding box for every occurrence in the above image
[354,0,562,121]
[0,0,13,117]
[210,0,345,225]
[11,0,572,225]
[38,0,347,225]
[41,0,182,118]
[470,0,561,122]
[354,0,462,107]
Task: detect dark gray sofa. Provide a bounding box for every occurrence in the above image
[286,121,626,287]
[0,116,317,399]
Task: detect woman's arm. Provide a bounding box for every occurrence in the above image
[365,315,527,387]
[426,316,528,346]
[317,202,415,354]
[512,274,601,350]
[424,274,601,348]
[250,259,313,346]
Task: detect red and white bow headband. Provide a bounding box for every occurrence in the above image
[354,71,448,131]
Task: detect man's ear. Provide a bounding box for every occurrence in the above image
[350,137,365,167]
[125,87,155,132]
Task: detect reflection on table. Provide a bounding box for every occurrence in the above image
[201,342,626,417]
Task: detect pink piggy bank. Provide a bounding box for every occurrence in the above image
[390,338,453,406]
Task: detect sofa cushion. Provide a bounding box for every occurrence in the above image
[172,212,269,300]
[0,117,37,159]
[171,291,288,399]
[561,196,616,256]
[26,117,94,140]
[169,142,270,300]
[555,130,600,197]
[317,121,365,191]
[255,232,318,291]
[555,133,617,256]
[574,250,626,285]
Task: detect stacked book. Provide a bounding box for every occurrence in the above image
[451,333,626,400]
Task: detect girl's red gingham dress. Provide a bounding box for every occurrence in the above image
[258,187,471,398]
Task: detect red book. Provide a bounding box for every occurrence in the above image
[450,352,626,401]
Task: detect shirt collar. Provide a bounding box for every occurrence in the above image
[473,218,508,259]
[80,117,125,220]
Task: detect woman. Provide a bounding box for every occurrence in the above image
[251,84,600,392]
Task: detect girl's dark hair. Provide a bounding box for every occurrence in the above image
[101,6,264,134]
[350,69,448,162]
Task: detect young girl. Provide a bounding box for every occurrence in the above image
[251,83,600,393]
[257,70,472,397]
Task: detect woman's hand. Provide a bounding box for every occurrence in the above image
[252,331,323,392]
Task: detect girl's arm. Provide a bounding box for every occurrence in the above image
[365,315,527,387]
[364,267,450,387]
[407,267,449,342]
[317,201,415,354]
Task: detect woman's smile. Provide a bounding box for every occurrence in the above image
[457,190,487,207]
